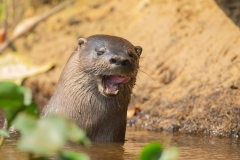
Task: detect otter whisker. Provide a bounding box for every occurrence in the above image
[139,69,155,81]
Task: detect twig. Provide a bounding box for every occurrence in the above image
[0,0,75,54]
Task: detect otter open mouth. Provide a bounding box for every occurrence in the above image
[102,75,130,97]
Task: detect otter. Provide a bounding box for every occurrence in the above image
[41,35,142,142]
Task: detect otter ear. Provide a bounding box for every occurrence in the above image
[77,38,87,51]
[135,46,142,57]
[78,38,87,48]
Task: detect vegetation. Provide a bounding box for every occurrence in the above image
[139,142,179,160]
[0,81,90,160]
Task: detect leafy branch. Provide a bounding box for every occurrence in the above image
[0,81,90,160]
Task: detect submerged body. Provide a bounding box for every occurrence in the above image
[41,35,142,142]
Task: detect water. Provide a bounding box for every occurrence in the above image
[0,127,240,160]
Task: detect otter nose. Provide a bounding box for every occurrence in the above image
[109,57,130,66]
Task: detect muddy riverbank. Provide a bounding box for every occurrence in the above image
[1,0,240,137]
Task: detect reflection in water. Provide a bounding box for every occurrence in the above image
[0,132,28,160]
[68,142,125,160]
[125,128,240,160]
[0,127,240,160]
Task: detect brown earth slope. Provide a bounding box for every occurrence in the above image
[4,0,240,136]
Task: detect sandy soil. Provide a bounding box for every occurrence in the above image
[2,0,240,137]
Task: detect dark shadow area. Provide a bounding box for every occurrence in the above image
[215,0,240,27]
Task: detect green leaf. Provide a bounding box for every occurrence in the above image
[13,112,37,134]
[139,142,162,160]
[68,122,90,146]
[0,81,32,106]
[58,150,90,160]
[14,114,90,157]
[0,81,25,107]
[23,102,39,118]
[16,115,70,156]
[159,147,179,160]
[4,106,23,125]
[22,86,32,106]
[0,129,9,146]
[3,102,39,126]
[0,129,9,138]
[0,82,39,125]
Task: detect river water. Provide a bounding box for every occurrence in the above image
[0,127,240,160]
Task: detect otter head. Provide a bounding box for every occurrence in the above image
[77,35,142,98]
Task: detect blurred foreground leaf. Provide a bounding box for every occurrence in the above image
[139,142,179,160]
[0,81,39,125]
[139,142,162,160]
[68,122,91,146]
[0,129,9,147]
[0,81,90,159]
[0,81,29,106]
[58,150,90,160]
[12,112,37,134]
[159,147,179,160]
[0,129,9,138]
[13,113,90,156]
[0,52,55,84]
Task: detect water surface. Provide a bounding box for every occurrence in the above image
[0,127,240,160]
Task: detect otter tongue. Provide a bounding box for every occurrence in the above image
[105,75,130,93]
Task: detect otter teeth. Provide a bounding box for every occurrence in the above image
[105,87,119,95]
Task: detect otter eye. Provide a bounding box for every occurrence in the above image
[97,51,104,56]
[96,47,105,56]
[127,50,133,58]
